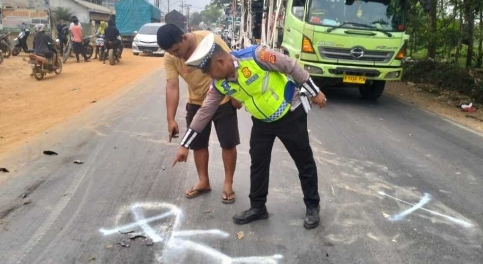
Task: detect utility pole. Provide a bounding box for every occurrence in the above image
[168,0,170,13]
[180,0,184,15]
[186,4,191,31]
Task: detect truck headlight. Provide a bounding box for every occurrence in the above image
[385,71,401,78]
[304,65,324,75]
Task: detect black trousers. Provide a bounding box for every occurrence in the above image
[73,42,88,61]
[249,106,320,209]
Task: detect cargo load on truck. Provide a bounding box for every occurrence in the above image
[115,0,161,47]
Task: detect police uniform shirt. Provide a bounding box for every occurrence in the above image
[187,45,310,135]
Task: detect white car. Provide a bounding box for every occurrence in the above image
[132,23,165,56]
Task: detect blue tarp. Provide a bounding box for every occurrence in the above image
[115,0,161,35]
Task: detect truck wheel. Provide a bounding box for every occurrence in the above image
[359,80,385,100]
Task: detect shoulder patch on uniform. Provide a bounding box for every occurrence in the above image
[241,67,252,78]
[259,50,277,64]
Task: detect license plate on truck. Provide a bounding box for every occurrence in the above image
[343,74,366,84]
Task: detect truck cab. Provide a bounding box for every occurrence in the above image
[282,0,410,100]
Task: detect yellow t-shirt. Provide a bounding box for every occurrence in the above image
[164,31,230,105]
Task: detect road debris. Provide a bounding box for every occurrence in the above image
[119,229,135,234]
[145,239,154,246]
[105,243,113,249]
[92,100,97,103]
[73,160,84,164]
[459,102,478,113]
[23,200,31,205]
[43,150,58,155]
[128,233,147,240]
[162,166,166,170]
[323,241,334,247]
[236,231,244,240]
[21,193,27,198]
[203,209,211,214]
[0,168,9,173]
[88,257,96,261]
[119,241,130,247]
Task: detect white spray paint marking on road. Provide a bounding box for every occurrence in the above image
[389,193,431,221]
[99,202,283,263]
[379,192,473,228]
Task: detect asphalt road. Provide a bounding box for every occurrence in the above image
[0,69,482,264]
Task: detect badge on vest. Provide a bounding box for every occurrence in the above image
[245,74,259,85]
[242,67,252,78]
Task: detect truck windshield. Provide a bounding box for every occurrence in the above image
[307,0,406,32]
[139,26,161,35]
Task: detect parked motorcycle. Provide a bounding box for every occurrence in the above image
[62,34,94,63]
[12,24,33,56]
[0,32,12,58]
[102,40,121,65]
[28,42,62,81]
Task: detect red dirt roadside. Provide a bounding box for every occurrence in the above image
[0,51,164,158]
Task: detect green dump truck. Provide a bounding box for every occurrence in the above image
[280,0,431,99]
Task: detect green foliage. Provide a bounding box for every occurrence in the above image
[200,4,223,24]
[403,60,483,102]
[190,12,203,27]
[52,7,74,22]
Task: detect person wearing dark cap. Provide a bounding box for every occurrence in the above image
[172,33,327,229]
[157,24,240,204]
[105,19,123,57]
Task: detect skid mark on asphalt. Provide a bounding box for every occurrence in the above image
[100,202,283,263]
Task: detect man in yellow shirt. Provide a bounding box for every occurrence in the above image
[157,24,240,203]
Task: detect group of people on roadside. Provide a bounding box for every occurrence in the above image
[56,16,123,62]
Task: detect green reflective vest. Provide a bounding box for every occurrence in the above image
[214,58,295,122]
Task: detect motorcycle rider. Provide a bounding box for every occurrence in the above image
[94,21,107,59]
[33,24,58,69]
[104,19,123,58]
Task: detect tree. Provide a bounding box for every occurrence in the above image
[52,7,74,22]
[427,0,438,59]
[190,12,203,28]
[200,4,223,24]
[463,0,476,68]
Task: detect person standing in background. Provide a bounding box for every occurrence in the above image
[56,19,68,56]
[70,16,90,63]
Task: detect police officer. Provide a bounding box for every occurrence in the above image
[173,33,327,229]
